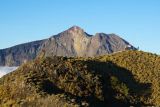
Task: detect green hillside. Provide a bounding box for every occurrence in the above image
[0,50,159,107]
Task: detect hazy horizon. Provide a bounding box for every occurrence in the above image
[0,66,18,78]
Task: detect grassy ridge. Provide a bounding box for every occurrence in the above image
[0,50,159,106]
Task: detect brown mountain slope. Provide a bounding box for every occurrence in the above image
[0,26,136,66]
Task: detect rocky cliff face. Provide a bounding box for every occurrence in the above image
[0,26,136,66]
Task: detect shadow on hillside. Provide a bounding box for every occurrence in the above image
[40,79,105,106]
[83,60,152,106]
[36,58,153,107]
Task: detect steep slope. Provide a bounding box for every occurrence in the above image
[0,40,45,66]
[0,26,136,66]
[0,50,159,107]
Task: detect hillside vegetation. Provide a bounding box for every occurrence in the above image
[0,50,159,107]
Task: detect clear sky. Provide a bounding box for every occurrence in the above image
[0,0,160,54]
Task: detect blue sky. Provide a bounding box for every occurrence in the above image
[0,0,160,54]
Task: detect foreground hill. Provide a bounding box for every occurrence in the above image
[0,50,159,106]
[0,26,136,66]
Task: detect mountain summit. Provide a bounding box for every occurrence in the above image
[68,26,84,32]
[0,26,136,66]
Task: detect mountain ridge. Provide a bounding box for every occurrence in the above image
[0,26,136,66]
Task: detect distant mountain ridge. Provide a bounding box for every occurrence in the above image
[0,26,136,66]
[0,40,45,66]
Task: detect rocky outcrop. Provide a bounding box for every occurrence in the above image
[0,26,136,66]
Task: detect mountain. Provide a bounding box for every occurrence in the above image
[0,26,136,66]
[0,50,159,106]
[0,40,44,66]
